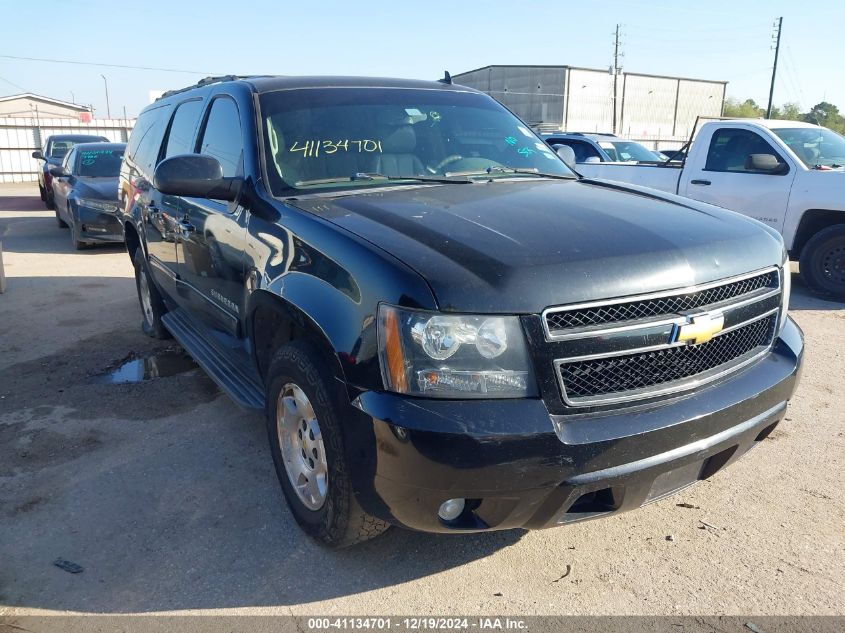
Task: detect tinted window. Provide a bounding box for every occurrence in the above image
[705,128,786,173]
[198,98,243,177]
[132,105,172,175]
[49,141,74,159]
[554,139,602,163]
[76,148,125,177]
[164,100,204,158]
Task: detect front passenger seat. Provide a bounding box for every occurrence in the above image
[372,125,426,178]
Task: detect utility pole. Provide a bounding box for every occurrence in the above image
[100,74,111,119]
[612,24,622,134]
[766,17,783,119]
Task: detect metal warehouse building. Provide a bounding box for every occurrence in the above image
[453,65,726,148]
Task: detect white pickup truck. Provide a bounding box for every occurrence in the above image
[570,119,845,299]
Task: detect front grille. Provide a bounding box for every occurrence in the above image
[546,270,778,334]
[558,314,775,401]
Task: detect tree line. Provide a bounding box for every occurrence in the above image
[722,98,845,134]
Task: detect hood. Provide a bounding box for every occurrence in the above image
[290,179,784,313]
[75,177,119,200]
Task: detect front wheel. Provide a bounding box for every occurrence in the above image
[799,225,845,300]
[266,341,389,548]
[133,248,171,339]
[69,216,87,250]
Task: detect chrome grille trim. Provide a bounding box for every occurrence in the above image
[553,309,778,406]
[543,267,780,341]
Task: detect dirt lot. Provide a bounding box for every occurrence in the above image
[0,182,843,617]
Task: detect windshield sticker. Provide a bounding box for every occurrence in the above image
[428,111,441,126]
[289,139,383,158]
[517,126,534,138]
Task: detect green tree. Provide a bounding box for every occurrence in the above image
[722,97,765,118]
[803,102,845,133]
[774,102,802,120]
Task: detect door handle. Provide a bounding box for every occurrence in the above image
[690,179,711,186]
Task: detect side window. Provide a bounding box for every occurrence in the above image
[704,128,787,174]
[127,104,172,176]
[567,140,603,163]
[61,148,75,172]
[197,98,243,177]
[163,99,204,159]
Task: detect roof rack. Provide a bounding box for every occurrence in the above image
[159,75,259,100]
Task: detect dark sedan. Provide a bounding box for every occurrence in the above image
[32,134,110,211]
[50,142,126,249]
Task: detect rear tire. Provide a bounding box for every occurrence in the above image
[133,248,171,339]
[265,340,389,548]
[799,225,845,300]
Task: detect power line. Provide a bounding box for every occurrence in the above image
[0,74,28,92]
[0,54,214,75]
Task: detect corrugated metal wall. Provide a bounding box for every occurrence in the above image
[455,66,566,128]
[0,117,135,182]
[455,66,726,149]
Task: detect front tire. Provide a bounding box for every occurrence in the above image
[265,341,389,548]
[799,225,845,300]
[133,248,171,339]
[69,215,87,250]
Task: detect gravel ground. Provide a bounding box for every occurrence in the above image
[0,182,843,617]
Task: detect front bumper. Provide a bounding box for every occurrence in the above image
[76,206,124,242]
[346,318,804,533]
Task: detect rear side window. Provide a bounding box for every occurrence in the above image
[705,128,787,173]
[164,100,204,158]
[127,105,171,176]
[197,97,243,177]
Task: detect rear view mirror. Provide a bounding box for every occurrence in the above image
[153,154,240,201]
[746,153,787,174]
[32,150,44,160]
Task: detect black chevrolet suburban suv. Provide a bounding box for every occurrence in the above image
[119,75,803,547]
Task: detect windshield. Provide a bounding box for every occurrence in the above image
[47,136,107,159]
[772,127,845,168]
[76,148,124,177]
[599,140,662,162]
[259,88,574,195]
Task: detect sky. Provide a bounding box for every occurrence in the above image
[0,0,841,119]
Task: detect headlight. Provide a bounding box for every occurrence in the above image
[779,253,791,334]
[377,305,537,398]
[77,197,119,213]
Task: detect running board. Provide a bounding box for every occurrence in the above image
[162,309,265,410]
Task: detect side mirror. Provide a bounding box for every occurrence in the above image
[49,166,68,177]
[746,153,787,174]
[554,145,577,168]
[153,154,240,201]
[583,156,601,164]
[32,150,44,160]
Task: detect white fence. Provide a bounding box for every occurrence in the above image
[0,117,135,183]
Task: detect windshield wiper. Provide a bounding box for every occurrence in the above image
[295,172,471,187]
[444,166,576,180]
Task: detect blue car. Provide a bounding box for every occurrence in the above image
[50,142,126,249]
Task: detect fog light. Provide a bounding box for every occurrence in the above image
[438,498,465,522]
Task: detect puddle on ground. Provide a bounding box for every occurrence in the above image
[95,350,198,384]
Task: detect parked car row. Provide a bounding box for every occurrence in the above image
[32,135,126,249]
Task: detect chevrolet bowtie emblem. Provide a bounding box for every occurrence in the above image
[674,313,725,345]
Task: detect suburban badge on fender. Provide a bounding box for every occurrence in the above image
[673,312,725,346]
